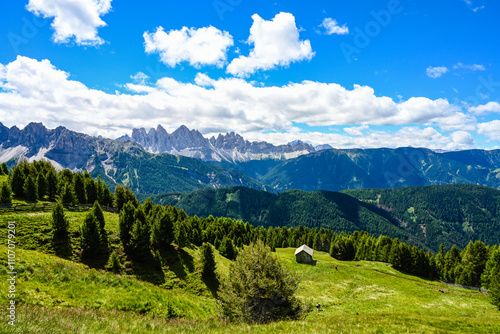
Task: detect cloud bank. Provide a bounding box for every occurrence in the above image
[0,56,492,151]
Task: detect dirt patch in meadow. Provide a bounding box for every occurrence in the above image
[24,212,49,217]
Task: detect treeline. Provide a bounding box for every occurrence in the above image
[326,232,500,292]
[0,160,136,211]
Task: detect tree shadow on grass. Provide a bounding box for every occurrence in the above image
[202,275,220,298]
[52,232,72,259]
[159,245,195,280]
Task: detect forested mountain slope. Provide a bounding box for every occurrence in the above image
[151,184,500,252]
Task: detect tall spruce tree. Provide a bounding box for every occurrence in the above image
[119,201,136,247]
[80,210,102,259]
[151,208,174,249]
[92,201,107,248]
[10,167,25,197]
[73,173,87,204]
[0,182,13,204]
[201,242,217,279]
[219,236,236,260]
[36,173,47,200]
[46,169,58,200]
[51,202,69,239]
[0,163,8,175]
[23,175,38,202]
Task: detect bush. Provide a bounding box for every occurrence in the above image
[218,240,306,323]
[105,250,122,273]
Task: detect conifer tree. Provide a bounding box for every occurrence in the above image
[51,202,69,239]
[119,201,136,247]
[60,183,76,205]
[218,240,303,323]
[105,250,122,273]
[151,209,174,248]
[0,182,13,204]
[46,169,58,200]
[482,249,500,288]
[73,173,87,204]
[129,207,151,257]
[36,173,47,199]
[85,179,97,204]
[23,175,38,202]
[175,221,189,248]
[201,242,217,279]
[10,166,25,197]
[92,201,107,248]
[489,272,500,310]
[220,236,236,260]
[80,210,102,259]
[0,162,8,175]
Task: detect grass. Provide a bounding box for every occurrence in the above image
[1,209,500,333]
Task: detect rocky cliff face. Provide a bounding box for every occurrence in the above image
[0,122,143,170]
[127,124,316,163]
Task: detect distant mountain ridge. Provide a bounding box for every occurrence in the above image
[256,147,500,191]
[2,122,500,195]
[121,124,316,163]
[0,122,265,193]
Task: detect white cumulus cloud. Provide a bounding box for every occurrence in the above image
[227,12,315,77]
[143,26,234,68]
[468,101,500,115]
[478,120,500,142]
[426,66,449,78]
[318,18,349,35]
[26,0,112,46]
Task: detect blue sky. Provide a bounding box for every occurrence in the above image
[0,0,499,150]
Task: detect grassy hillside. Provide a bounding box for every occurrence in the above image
[0,245,498,333]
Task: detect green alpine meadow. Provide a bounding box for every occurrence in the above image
[1,163,500,333]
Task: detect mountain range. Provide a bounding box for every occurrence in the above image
[1,122,500,195]
[118,124,318,163]
[0,122,263,194]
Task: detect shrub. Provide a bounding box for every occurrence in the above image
[218,240,306,323]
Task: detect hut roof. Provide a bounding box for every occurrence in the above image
[294,244,313,256]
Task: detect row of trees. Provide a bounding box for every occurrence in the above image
[0,160,141,212]
[325,231,500,294]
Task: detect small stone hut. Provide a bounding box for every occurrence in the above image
[294,244,316,265]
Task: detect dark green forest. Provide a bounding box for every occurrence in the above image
[144,185,500,252]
